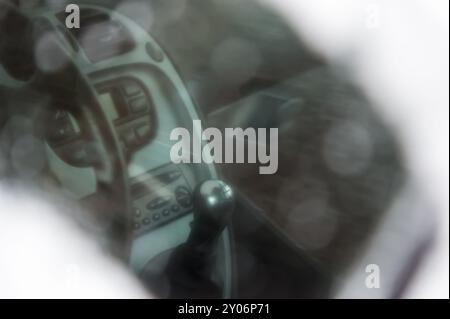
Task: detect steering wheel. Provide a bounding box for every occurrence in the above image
[0,1,132,260]
[0,1,234,298]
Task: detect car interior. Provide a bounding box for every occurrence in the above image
[0,0,407,298]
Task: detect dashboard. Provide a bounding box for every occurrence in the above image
[13,4,232,290]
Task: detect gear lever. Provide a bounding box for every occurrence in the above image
[166,179,235,298]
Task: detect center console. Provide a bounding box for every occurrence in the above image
[130,164,193,236]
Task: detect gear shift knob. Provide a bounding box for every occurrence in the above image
[191,180,234,239]
[163,180,235,298]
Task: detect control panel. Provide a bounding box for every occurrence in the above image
[46,77,155,167]
[97,77,156,157]
[130,164,193,236]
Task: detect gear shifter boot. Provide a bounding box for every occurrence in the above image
[165,180,235,298]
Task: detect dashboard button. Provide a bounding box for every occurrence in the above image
[171,205,180,213]
[162,209,170,216]
[143,218,151,225]
[129,97,148,113]
[154,170,181,184]
[146,42,164,62]
[175,186,192,208]
[152,213,161,221]
[134,208,141,217]
[159,170,181,183]
[123,82,141,97]
[122,130,137,147]
[133,223,140,230]
[135,124,151,140]
[147,196,171,210]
